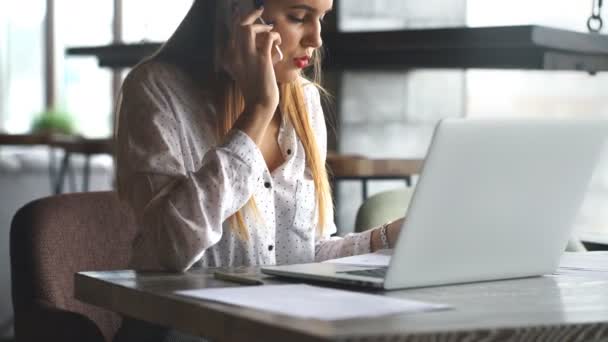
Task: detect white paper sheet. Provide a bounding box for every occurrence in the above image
[323,249,392,267]
[558,252,608,272]
[176,284,448,321]
[552,268,608,280]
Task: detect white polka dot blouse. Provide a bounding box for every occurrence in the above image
[115,61,372,272]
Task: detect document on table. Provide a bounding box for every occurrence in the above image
[554,252,608,279]
[558,252,608,271]
[323,249,392,267]
[176,284,449,321]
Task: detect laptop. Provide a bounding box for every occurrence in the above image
[261,118,608,290]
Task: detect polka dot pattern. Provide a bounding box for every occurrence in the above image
[116,61,373,272]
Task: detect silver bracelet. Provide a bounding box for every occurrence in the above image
[380,222,391,249]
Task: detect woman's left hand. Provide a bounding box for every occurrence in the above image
[370,217,405,251]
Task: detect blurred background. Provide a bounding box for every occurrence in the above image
[1,0,608,340]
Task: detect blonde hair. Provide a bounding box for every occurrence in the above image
[119,0,333,239]
[218,49,332,239]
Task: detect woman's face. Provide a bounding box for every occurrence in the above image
[262,0,333,83]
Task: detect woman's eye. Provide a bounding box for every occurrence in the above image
[287,15,305,23]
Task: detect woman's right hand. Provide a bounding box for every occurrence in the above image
[223,7,282,120]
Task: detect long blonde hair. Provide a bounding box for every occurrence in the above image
[129,0,333,238]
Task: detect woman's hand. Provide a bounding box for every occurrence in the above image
[370,217,405,252]
[223,7,282,120]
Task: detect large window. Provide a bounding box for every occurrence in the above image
[55,0,114,138]
[0,0,46,134]
[0,1,194,137]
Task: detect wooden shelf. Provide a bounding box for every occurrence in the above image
[67,25,608,72]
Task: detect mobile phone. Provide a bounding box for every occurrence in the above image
[231,0,283,60]
[233,0,263,18]
[217,0,282,68]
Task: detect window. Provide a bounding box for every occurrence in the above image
[0,0,46,134]
[55,0,114,138]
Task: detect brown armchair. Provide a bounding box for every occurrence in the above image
[10,191,136,342]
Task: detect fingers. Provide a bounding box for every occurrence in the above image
[250,23,274,34]
[232,7,274,54]
[240,25,272,54]
[260,31,282,61]
[240,6,264,26]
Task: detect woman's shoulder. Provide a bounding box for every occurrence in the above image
[123,59,184,91]
[122,59,215,111]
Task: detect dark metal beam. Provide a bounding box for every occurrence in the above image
[66,25,608,73]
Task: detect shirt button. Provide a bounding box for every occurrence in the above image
[264,182,271,189]
[287,149,292,155]
[268,245,274,251]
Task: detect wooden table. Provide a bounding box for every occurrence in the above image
[49,137,112,193]
[326,154,424,200]
[75,255,608,341]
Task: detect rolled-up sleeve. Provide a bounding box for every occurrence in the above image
[116,66,266,272]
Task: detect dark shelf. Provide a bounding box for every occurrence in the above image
[67,42,161,69]
[66,25,608,72]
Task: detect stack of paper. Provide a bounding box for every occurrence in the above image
[559,251,608,271]
[556,251,608,279]
[176,284,449,321]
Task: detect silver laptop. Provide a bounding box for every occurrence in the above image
[261,118,608,290]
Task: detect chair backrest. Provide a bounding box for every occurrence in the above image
[10,191,136,342]
[354,188,414,233]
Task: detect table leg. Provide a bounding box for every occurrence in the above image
[68,160,77,192]
[362,179,369,201]
[54,152,71,194]
[83,156,91,192]
[47,148,57,193]
[331,179,339,236]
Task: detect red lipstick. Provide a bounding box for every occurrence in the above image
[294,56,310,68]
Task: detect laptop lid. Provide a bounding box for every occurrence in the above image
[384,118,608,289]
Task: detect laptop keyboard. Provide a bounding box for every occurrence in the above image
[341,267,387,278]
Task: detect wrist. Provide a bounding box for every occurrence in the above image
[379,222,391,250]
[370,222,392,252]
[234,106,275,145]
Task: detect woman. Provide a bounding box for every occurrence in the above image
[114,0,403,340]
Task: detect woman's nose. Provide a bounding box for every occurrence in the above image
[303,22,323,49]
